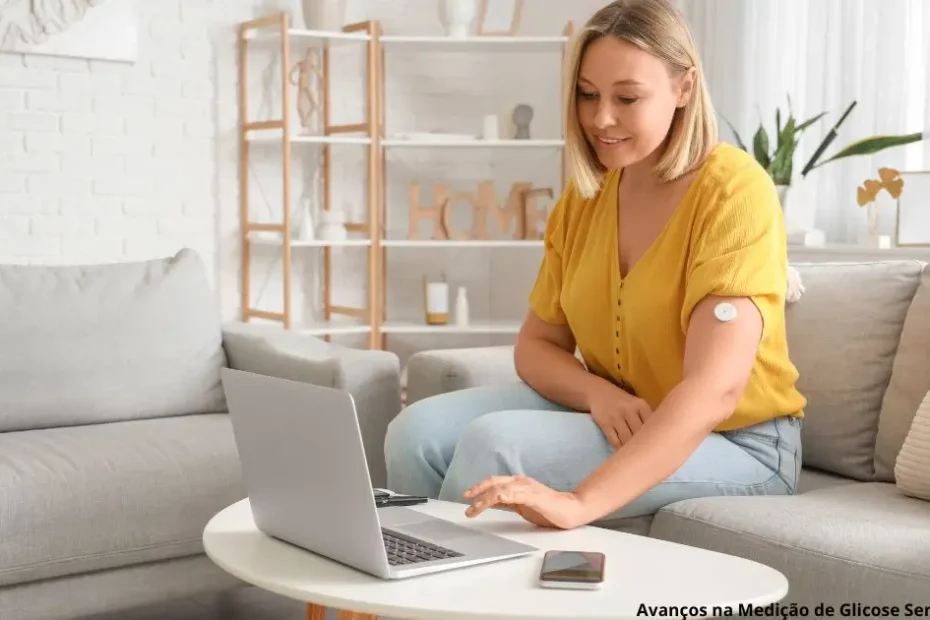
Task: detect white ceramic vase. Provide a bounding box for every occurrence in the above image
[775,184,790,211]
[438,0,477,38]
[301,0,347,31]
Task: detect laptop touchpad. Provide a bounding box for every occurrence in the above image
[398,520,485,542]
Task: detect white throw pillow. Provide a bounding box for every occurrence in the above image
[786,265,805,304]
[895,388,930,500]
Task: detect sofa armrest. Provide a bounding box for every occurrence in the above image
[405,345,519,405]
[220,321,402,487]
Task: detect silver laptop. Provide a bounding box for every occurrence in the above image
[221,368,536,580]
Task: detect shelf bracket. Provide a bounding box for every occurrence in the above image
[248,223,286,233]
[326,122,369,135]
[245,309,286,322]
[330,305,367,319]
[244,120,285,131]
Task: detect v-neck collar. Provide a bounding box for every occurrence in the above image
[611,153,713,284]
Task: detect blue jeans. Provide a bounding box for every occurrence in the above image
[384,382,801,521]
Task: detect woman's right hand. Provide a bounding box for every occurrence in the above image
[587,382,653,449]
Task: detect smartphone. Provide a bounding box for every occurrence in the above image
[538,550,606,590]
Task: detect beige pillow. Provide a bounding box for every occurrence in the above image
[895,388,930,500]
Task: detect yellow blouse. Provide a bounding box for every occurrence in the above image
[528,143,806,431]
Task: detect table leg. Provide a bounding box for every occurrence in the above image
[306,603,377,620]
[336,612,378,620]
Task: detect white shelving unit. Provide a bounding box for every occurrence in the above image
[236,12,574,348]
[379,34,569,52]
[381,239,542,248]
[382,138,565,148]
[381,320,522,335]
[300,320,373,336]
[245,27,373,44]
[246,132,373,146]
[374,22,574,346]
[250,237,372,248]
[237,13,381,348]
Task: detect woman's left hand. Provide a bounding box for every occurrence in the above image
[463,475,589,530]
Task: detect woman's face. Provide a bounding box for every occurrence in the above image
[576,36,692,171]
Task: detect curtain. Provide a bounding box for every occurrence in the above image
[677,0,929,243]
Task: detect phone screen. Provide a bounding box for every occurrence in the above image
[540,551,605,583]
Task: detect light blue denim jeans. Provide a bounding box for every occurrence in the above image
[384,382,801,521]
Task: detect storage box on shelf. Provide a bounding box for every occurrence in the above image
[236,13,574,350]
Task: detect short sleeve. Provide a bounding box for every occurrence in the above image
[528,181,573,325]
[680,175,787,335]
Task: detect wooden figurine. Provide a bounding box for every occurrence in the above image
[289,48,323,133]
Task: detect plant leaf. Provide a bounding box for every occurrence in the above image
[814,132,924,168]
[770,130,796,185]
[753,126,771,169]
[795,111,827,133]
[800,101,858,177]
[775,108,782,150]
[780,116,796,148]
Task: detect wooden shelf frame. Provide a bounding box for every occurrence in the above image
[236,14,575,348]
[237,13,383,349]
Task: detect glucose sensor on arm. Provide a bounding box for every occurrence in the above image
[713,302,737,323]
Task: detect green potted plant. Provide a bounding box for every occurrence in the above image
[726,97,924,210]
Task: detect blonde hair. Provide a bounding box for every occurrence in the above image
[563,0,718,198]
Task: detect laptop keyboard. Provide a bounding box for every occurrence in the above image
[382,529,463,566]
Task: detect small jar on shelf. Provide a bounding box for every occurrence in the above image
[423,275,450,325]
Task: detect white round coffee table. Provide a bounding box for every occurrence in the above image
[203,498,787,620]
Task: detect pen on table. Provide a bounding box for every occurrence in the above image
[375,495,428,507]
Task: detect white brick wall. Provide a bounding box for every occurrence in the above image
[0,1,279,277]
[0,0,605,356]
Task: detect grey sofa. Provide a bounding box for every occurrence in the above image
[0,249,402,620]
[406,260,930,615]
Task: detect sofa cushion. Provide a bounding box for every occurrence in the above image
[895,388,930,500]
[786,261,924,480]
[0,249,227,432]
[795,466,858,494]
[876,264,930,481]
[649,483,930,608]
[405,346,519,404]
[0,414,245,587]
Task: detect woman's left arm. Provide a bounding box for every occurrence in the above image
[569,292,763,524]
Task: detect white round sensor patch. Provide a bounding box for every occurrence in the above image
[714,302,738,323]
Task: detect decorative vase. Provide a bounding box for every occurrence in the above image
[775,184,790,211]
[317,208,347,241]
[301,0,347,31]
[859,202,890,248]
[297,197,316,241]
[455,286,469,327]
[438,0,477,38]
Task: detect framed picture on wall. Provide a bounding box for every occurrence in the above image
[477,0,524,35]
[895,171,930,247]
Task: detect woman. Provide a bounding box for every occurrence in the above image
[384,0,806,530]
